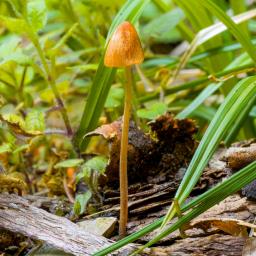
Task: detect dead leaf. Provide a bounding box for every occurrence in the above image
[0,114,42,137]
[190,217,256,237]
[86,120,122,140]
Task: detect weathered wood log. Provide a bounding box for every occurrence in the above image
[0,193,135,256]
[148,234,245,256]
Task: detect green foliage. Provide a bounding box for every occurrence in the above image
[25,109,45,133]
[27,0,47,31]
[73,190,92,215]
[0,143,12,154]
[54,159,84,169]
[0,16,28,35]
[141,8,184,43]
[199,0,256,62]
[0,36,30,65]
[162,76,256,229]
[84,156,108,174]
[105,87,124,108]
[74,156,107,215]
[251,106,256,117]
[177,53,252,119]
[76,156,108,182]
[137,102,168,120]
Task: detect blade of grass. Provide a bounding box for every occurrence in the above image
[225,99,256,144]
[167,9,256,85]
[142,38,256,69]
[176,52,252,119]
[230,0,248,36]
[94,159,256,255]
[173,0,231,73]
[152,0,171,12]
[161,76,256,229]
[74,0,150,151]
[169,100,216,121]
[242,118,256,139]
[139,62,255,103]
[200,0,256,63]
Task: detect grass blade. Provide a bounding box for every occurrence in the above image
[139,62,255,103]
[230,0,249,36]
[167,9,256,85]
[176,53,252,119]
[200,0,256,62]
[224,97,256,144]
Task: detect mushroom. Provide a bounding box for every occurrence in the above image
[104,21,144,237]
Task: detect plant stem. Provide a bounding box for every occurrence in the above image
[18,66,27,101]
[119,66,132,238]
[31,32,73,137]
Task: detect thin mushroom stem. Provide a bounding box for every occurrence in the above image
[119,65,133,238]
[103,21,144,237]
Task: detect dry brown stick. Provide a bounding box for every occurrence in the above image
[0,193,135,256]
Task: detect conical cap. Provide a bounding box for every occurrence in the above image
[104,21,144,67]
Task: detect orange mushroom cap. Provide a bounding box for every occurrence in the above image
[104,21,144,67]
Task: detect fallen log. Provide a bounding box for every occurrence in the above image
[0,193,135,256]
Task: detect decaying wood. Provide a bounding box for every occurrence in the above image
[225,143,256,170]
[149,234,245,256]
[0,194,136,256]
[127,194,256,243]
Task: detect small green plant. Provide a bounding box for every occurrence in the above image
[74,156,108,215]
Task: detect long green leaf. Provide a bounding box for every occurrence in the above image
[139,62,255,103]
[200,0,256,63]
[142,38,256,72]
[176,52,252,119]
[161,76,256,228]
[74,0,150,151]
[224,97,256,144]
[167,9,256,85]
[173,0,228,73]
[230,0,248,35]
